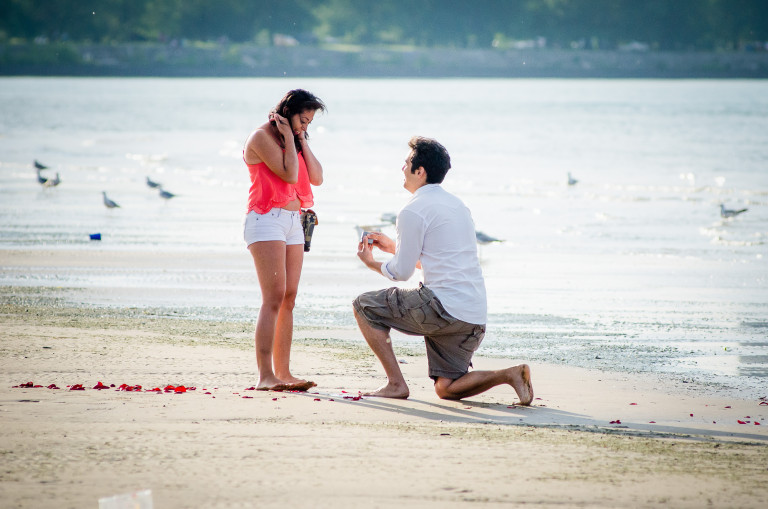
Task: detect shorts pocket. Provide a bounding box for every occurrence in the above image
[459,326,485,353]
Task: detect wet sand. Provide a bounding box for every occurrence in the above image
[1,298,767,508]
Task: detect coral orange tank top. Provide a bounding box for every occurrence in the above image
[245,151,314,214]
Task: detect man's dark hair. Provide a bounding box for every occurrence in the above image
[408,136,451,184]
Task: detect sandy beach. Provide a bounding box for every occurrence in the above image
[1,277,767,508]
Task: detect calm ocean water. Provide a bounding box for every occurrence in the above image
[1,77,766,397]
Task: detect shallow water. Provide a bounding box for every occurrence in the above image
[1,77,766,398]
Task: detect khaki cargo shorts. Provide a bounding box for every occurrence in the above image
[352,284,485,380]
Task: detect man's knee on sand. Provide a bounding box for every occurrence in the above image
[434,377,462,400]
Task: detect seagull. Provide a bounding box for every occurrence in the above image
[158,187,176,200]
[34,160,48,170]
[720,204,747,218]
[36,169,48,185]
[567,172,579,186]
[102,191,120,208]
[146,176,161,188]
[475,231,503,245]
[43,172,61,188]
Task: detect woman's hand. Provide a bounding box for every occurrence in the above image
[270,113,294,142]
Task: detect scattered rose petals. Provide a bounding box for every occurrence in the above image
[164,385,175,392]
[755,422,761,425]
[242,396,253,399]
[649,421,656,423]
[759,402,768,406]
[174,386,186,394]
[93,382,109,390]
[205,392,212,395]
[313,398,321,401]
[70,384,85,391]
[725,406,732,409]
[244,387,256,391]
[630,403,637,406]
[610,420,621,424]
[47,384,60,390]
[272,398,278,401]
[738,420,747,424]
[690,413,694,417]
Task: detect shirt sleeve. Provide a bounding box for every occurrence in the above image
[382,209,424,281]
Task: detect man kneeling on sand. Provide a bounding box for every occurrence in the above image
[353,136,533,404]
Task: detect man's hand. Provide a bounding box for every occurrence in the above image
[357,236,384,274]
[363,232,395,254]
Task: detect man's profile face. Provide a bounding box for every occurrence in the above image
[402,149,423,193]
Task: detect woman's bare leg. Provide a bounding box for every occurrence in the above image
[273,243,307,383]
[248,241,289,389]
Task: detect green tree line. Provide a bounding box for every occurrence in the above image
[1,0,766,51]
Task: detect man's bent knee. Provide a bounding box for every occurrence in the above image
[434,377,460,400]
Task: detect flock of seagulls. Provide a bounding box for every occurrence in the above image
[33,160,177,209]
[354,172,750,252]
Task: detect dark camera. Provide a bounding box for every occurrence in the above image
[301,209,318,252]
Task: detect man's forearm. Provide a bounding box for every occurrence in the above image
[365,259,384,276]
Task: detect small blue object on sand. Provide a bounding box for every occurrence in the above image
[89,233,102,241]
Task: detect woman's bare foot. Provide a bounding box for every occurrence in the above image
[256,375,291,391]
[277,374,309,385]
[363,381,409,399]
[508,364,533,405]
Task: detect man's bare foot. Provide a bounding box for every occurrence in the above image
[363,381,409,399]
[508,364,533,405]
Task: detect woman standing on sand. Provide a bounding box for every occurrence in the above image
[243,89,326,391]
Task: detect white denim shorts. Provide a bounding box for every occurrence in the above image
[243,209,304,248]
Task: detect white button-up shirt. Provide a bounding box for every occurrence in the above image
[382,184,487,325]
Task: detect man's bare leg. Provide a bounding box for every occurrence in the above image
[434,364,533,405]
[353,308,409,398]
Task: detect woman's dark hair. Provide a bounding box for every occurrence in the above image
[271,89,326,151]
[408,136,451,184]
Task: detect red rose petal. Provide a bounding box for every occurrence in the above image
[690,413,694,417]
[755,422,761,425]
[174,386,186,393]
[314,398,321,401]
[649,421,656,423]
[725,406,731,409]
[244,387,256,391]
[242,396,253,399]
[610,420,621,424]
[93,382,109,390]
[738,420,747,424]
[272,398,278,401]
[47,384,60,390]
[70,384,85,391]
[630,403,637,405]
[759,402,768,406]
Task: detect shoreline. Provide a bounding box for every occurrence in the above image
[3,43,768,78]
[1,300,767,508]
